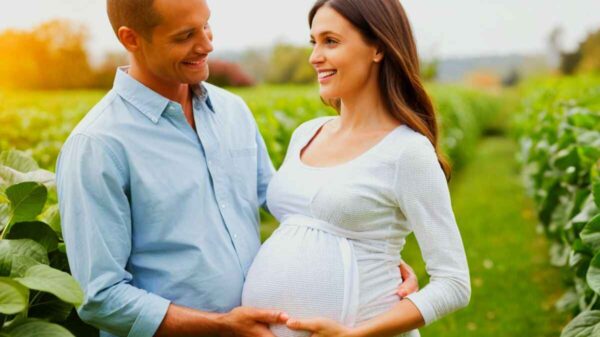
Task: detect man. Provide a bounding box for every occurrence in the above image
[56,0,418,336]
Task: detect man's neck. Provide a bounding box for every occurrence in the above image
[127,62,190,106]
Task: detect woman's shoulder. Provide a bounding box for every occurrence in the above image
[379,124,436,159]
[290,116,337,143]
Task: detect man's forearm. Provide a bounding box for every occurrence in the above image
[154,304,225,337]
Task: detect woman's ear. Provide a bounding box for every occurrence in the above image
[373,47,384,63]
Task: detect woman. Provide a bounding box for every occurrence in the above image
[242,0,471,336]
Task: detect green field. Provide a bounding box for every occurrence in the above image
[0,82,584,336]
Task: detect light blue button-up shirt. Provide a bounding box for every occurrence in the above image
[56,68,275,337]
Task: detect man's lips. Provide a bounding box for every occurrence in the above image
[182,57,207,67]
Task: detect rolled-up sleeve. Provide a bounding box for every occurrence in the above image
[393,138,471,326]
[56,134,170,337]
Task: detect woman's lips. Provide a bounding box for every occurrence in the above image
[317,70,337,83]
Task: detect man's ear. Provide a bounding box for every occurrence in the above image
[117,27,142,52]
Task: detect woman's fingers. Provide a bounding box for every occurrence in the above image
[398,261,419,296]
[286,318,320,331]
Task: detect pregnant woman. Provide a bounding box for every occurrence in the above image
[242,0,471,336]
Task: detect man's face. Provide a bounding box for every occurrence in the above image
[137,0,213,86]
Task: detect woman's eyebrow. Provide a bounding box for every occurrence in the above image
[310,30,340,39]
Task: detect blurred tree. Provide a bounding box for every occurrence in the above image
[547,26,564,68]
[502,67,521,87]
[0,20,94,89]
[576,29,600,73]
[559,28,600,75]
[560,49,582,75]
[92,52,129,89]
[265,43,315,84]
[240,48,270,83]
[208,59,255,87]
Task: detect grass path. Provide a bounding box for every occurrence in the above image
[402,136,569,336]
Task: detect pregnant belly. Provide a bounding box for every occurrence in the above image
[242,224,353,337]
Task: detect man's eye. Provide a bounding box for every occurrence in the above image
[177,33,193,41]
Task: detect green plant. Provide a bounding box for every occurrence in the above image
[516,76,600,336]
[0,150,96,337]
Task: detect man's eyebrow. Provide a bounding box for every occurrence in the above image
[170,27,196,37]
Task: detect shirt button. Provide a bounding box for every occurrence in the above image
[221,204,226,209]
[233,234,238,239]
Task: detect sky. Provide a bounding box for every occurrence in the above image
[0,0,598,61]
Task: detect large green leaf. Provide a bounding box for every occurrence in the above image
[0,166,55,190]
[5,182,47,227]
[9,256,44,278]
[5,222,59,253]
[0,239,48,277]
[0,203,9,233]
[581,214,600,253]
[594,182,600,209]
[28,293,73,322]
[0,278,29,315]
[0,151,39,173]
[39,205,61,237]
[560,310,600,337]
[15,265,83,306]
[3,319,75,337]
[587,252,600,294]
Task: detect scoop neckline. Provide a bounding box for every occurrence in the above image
[297,116,406,170]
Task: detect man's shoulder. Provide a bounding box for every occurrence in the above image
[64,90,132,156]
[70,90,124,137]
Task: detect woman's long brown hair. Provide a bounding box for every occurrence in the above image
[309,0,452,181]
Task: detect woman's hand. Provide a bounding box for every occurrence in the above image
[397,261,419,297]
[286,317,355,337]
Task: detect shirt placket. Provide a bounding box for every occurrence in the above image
[193,97,246,274]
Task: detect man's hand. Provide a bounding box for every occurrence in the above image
[217,306,289,337]
[396,261,419,298]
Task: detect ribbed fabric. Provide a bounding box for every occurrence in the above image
[242,117,470,337]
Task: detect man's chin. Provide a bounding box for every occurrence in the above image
[180,73,209,85]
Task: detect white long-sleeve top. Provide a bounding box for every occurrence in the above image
[242,116,470,337]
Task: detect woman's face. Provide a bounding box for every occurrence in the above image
[309,6,382,100]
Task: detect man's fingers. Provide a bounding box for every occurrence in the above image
[252,309,289,324]
[286,318,320,331]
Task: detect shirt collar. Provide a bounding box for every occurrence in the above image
[112,66,215,124]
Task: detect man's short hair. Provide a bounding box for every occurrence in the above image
[107,0,162,41]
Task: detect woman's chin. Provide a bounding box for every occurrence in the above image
[318,89,338,101]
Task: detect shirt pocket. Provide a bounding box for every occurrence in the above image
[229,146,258,204]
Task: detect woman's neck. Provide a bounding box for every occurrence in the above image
[337,82,398,133]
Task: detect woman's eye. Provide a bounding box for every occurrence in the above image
[325,38,337,45]
[309,40,316,45]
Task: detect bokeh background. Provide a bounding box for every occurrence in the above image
[0,1,599,336]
